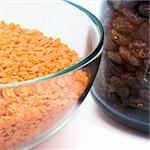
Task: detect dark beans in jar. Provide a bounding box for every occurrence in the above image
[98,0,149,111]
[112,17,135,33]
[111,29,132,45]
[128,40,148,59]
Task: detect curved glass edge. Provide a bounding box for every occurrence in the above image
[0,1,104,88]
[92,87,150,129]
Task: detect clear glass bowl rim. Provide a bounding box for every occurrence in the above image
[0,0,104,88]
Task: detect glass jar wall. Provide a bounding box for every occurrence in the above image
[92,0,149,133]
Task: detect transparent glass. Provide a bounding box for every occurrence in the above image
[92,0,149,133]
[0,1,104,149]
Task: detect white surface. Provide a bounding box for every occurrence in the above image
[34,93,149,150]
[33,1,149,150]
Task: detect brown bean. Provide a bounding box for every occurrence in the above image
[111,30,132,45]
[136,71,144,82]
[107,51,125,64]
[122,96,149,111]
[122,7,143,25]
[105,11,122,30]
[129,40,148,59]
[107,92,120,102]
[110,76,129,98]
[119,46,142,67]
[113,17,135,33]
[124,64,138,73]
[121,73,139,88]
[132,22,149,44]
[138,1,150,18]
[103,55,125,83]
[136,71,149,89]
[139,89,149,101]
[104,31,118,50]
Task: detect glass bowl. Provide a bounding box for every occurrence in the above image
[0,1,104,149]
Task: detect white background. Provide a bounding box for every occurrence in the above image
[33,1,150,150]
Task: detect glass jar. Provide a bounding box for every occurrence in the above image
[0,1,104,149]
[92,0,149,133]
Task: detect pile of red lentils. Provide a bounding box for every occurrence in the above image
[0,21,88,149]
